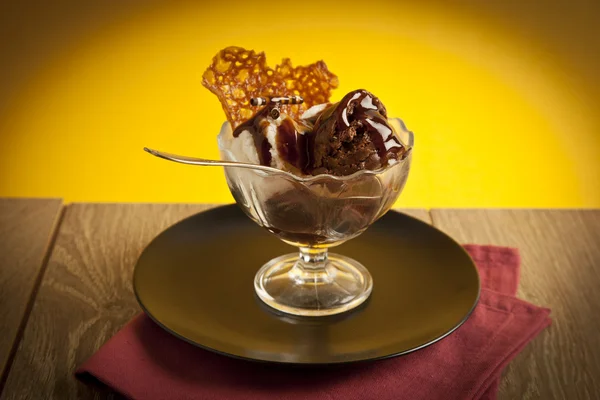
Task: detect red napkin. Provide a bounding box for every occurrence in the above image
[77,245,551,400]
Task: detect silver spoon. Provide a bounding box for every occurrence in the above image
[143,147,285,174]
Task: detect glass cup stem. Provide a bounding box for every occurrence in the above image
[299,247,327,266]
[289,247,335,285]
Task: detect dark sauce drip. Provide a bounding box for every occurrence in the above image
[275,118,309,171]
[232,105,273,166]
[258,133,272,166]
[305,127,317,173]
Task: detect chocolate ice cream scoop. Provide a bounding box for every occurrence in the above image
[307,89,406,176]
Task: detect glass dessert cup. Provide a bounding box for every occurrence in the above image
[218,118,413,317]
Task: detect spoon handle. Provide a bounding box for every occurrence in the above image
[143,147,283,174]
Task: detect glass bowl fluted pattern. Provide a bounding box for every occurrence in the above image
[218,118,413,316]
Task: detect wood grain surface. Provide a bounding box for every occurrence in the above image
[1,203,216,400]
[0,204,429,399]
[394,208,431,224]
[3,205,599,399]
[0,198,62,388]
[431,209,600,400]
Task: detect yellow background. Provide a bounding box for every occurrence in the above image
[0,0,598,207]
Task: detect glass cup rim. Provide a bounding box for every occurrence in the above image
[218,117,414,183]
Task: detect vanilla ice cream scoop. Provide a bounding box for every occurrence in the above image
[218,103,312,175]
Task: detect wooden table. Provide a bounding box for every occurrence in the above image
[0,199,598,399]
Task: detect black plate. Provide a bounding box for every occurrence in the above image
[133,205,480,365]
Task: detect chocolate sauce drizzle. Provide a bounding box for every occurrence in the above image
[275,118,309,171]
[313,89,403,164]
[232,90,405,175]
[232,105,273,166]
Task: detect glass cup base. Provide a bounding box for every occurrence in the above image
[254,252,373,317]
